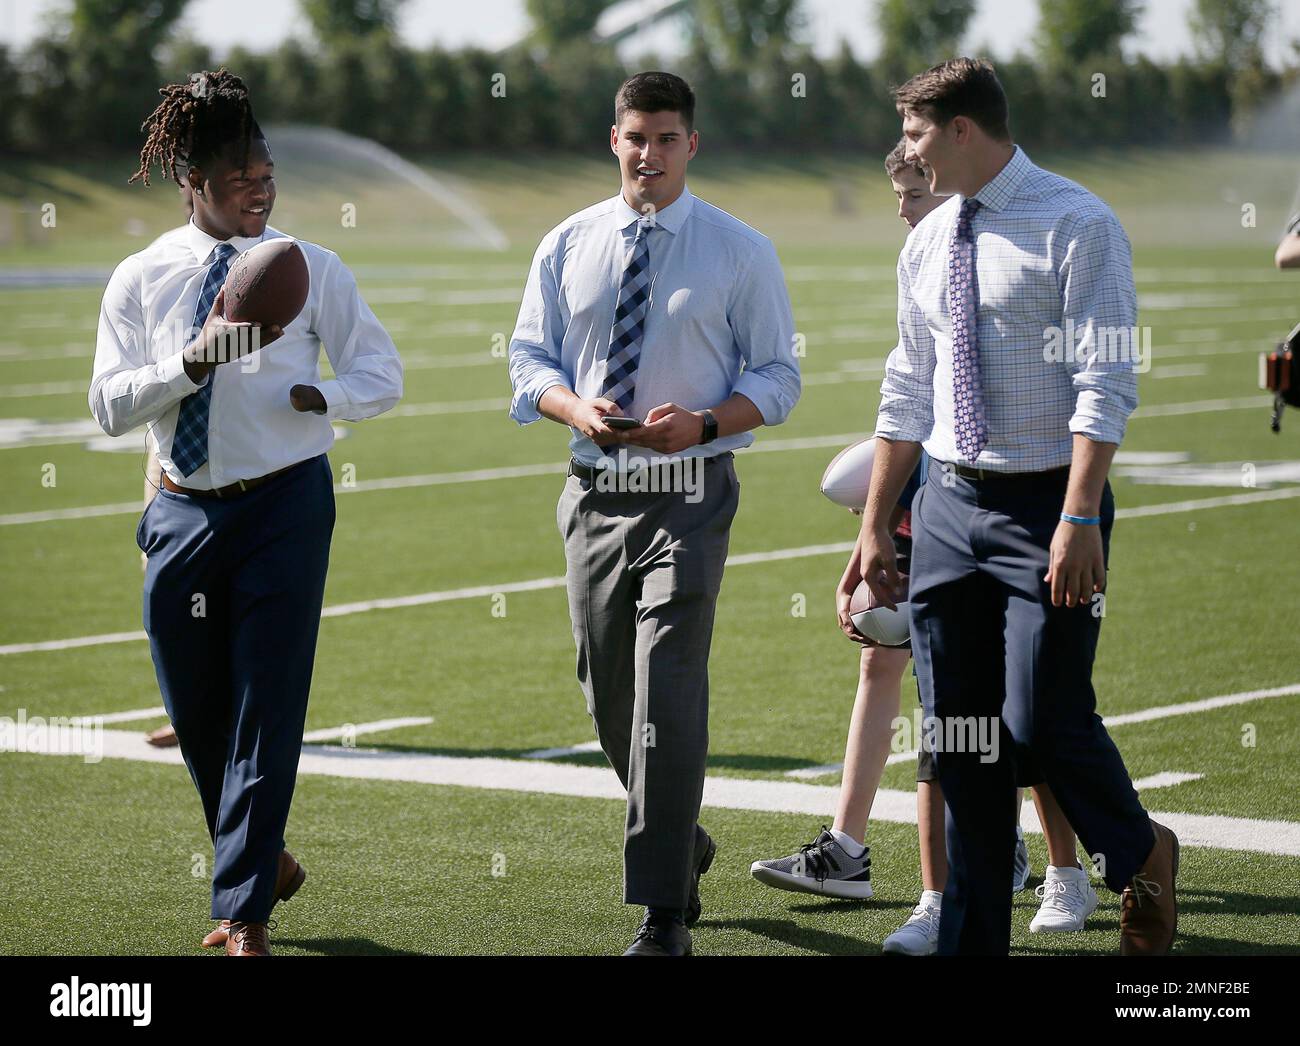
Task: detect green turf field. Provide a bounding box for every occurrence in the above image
[1,147,1297,955]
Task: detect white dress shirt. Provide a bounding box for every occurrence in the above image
[508,186,802,466]
[874,147,1139,472]
[90,219,404,488]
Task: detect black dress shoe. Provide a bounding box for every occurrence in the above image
[623,909,692,956]
[685,831,717,928]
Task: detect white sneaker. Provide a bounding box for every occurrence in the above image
[882,894,941,955]
[1029,865,1098,933]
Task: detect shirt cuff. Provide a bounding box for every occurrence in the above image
[873,411,932,444]
[732,370,789,426]
[316,379,346,420]
[160,349,206,393]
[510,378,567,426]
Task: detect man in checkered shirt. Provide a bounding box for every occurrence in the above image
[858,58,1180,956]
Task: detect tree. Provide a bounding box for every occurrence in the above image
[1187,0,1277,138]
[876,0,976,83]
[694,0,805,66]
[525,0,610,48]
[299,0,405,45]
[1188,0,1273,72]
[1036,0,1143,67]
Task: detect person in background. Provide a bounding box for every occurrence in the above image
[1275,211,1300,268]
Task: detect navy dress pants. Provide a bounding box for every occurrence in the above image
[908,457,1154,955]
[137,454,335,922]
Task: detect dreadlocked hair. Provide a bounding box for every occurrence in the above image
[130,68,263,188]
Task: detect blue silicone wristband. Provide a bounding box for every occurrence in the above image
[1060,512,1101,525]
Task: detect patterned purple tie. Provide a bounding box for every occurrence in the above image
[949,197,987,461]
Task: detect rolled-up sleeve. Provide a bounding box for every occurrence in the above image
[508,236,570,426]
[874,254,936,443]
[729,238,801,425]
[313,254,404,422]
[1059,212,1139,445]
[89,257,205,438]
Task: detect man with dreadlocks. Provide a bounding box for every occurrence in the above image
[89,69,404,956]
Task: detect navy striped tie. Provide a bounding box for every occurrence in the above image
[171,243,237,477]
[600,217,655,412]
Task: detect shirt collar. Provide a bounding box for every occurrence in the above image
[185,216,270,264]
[970,145,1031,213]
[611,186,695,236]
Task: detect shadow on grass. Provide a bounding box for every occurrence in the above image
[336,742,822,775]
[272,937,425,957]
[700,916,881,956]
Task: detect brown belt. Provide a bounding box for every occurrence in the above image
[162,463,298,500]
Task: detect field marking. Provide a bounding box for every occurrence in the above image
[87,706,167,724]
[1131,771,1205,790]
[1148,364,1209,380]
[1102,683,1300,725]
[20,727,1298,857]
[1129,395,1270,418]
[784,762,847,779]
[780,687,1300,779]
[1113,486,1300,518]
[3,478,1298,650]
[301,716,434,743]
[524,740,604,760]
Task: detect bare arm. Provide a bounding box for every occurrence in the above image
[855,437,923,610]
[1045,433,1116,608]
[1276,233,1300,270]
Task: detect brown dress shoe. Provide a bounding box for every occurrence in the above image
[145,724,179,748]
[202,850,306,948]
[225,921,271,956]
[1120,820,1179,955]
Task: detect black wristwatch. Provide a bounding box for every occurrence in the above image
[698,409,718,445]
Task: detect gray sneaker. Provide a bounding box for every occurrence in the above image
[1012,826,1032,893]
[750,826,873,899]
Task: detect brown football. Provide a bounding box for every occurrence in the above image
[221,239,309,329]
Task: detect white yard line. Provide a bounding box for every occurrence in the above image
[1102,683,1300,725]
[1131,771,1205,790]
[1129,395,1270,418]
[18,728,1297,857]
[85,706,167,724]
[523,740,604,760]
[301,717,434,743]
[780,688,1300,779]
[0,381,1283,525]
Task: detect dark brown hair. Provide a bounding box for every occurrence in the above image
[615,71,695,132]
[892,58,1011,142]
[885,137,925,179]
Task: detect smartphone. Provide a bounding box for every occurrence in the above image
[604,416,642,430]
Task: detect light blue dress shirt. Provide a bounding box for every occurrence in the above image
[874,147,1140,473]
[508,187,802,466]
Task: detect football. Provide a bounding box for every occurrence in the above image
[848,578,912,646]
[820,437,876,510]
[221,238,309,329]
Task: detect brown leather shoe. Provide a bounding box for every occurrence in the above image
[225,921,271,956]
[145,724,179,748]
[1120,820,1179,955]
[202,850,306,948]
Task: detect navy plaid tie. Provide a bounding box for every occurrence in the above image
[600,216,655,412]
[949,198,987,461]
[172,243,237,477]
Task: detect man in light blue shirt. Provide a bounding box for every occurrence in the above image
[507,71,800,956]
